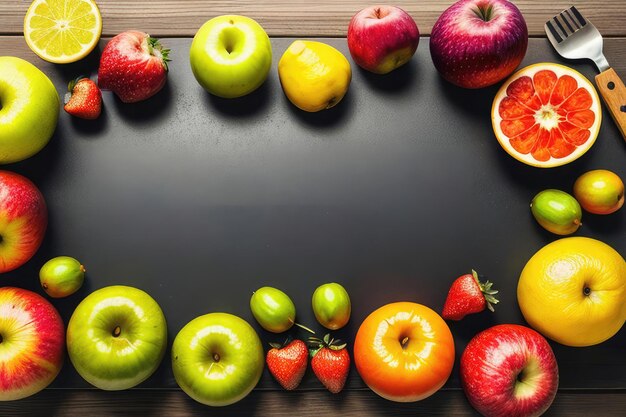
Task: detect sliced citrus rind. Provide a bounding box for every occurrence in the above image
[24,0,102,64]
[492,63,602,168]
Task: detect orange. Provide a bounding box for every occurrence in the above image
[492,63,601,168]
[354,302,455,402]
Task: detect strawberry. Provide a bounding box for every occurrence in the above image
[63,77,101,119]
[266,338,308,391]
[442,269,499,321]
[98,31,170,103]
[309,334,350,394]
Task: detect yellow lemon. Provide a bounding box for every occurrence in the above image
[24,0,102,64]
[517,237,626,347]
[278,40,351,112]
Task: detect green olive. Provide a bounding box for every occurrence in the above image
[250,287,296,333]
[530,189,582,235]
[39,256,85,298]
[312,282,351,330]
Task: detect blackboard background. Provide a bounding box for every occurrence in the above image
[4,38,625,391]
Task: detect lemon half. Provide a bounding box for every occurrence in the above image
[24,0,102,64]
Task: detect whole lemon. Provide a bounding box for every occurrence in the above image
[278,40,351,112]
[517,237,626,347]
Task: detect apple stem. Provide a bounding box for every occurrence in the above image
[472,4,494,21]
[213,353,220,362]
[294,322,316,334]
[583,286,591,296]
[0,334,3,343]
[112,326,121,337]
[80,265,86,273]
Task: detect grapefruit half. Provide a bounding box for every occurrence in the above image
[492,63,601,168]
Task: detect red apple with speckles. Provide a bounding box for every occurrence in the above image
[347,5,420,74]
[429,0,528,88]
[0,287,64,400]
[460,324,558,417]
[0,171,47,273]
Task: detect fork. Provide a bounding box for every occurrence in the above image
[545,6,626,140]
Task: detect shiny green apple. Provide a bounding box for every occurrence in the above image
[312,282,351,330]
[66,285,168,390]
[39,256,85,298]
[189,15,272,98]
[0,56,59,163]
[530,189,582,235]
[172,312,264,406]
[250,286,296,333]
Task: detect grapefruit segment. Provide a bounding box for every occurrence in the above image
[507,76,534,101]
[533,70,557,104]
[510,124,540,154]
[560,87,593,112]
[550,75,578,106]
[501,116,535,138]
[567,110,595,129]
[548,129,575,159]
[499,96,534,119]
[531,128,552,162]
[492,63,601,168]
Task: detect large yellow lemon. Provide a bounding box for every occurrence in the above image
[517,237,626,347]
[278,40,351,112]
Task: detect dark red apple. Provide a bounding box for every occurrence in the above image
[347,5,420,74]
[0,171,47,273]
[429,0,528,88]
[0,287,64,400]
[460,324,558,417]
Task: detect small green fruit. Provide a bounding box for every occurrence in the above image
[530,189,582,235]
[39,256,85,298]
[250,287,296,333]
[312,282,351,330]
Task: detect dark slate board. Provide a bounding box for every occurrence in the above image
[4,38,625,391]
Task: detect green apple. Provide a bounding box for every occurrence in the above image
[66,285,168,390]
[40,256,85,298]
[190,15,272,98]
[172,312,264,406]
[312,282,351,330]
[250,286,296,333]
[0,56,59,163]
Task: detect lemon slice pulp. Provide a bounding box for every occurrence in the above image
[24,0,102,64]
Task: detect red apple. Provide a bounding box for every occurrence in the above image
[0,171,47,273]
[460,324,558,417]
[0,287,64,400]
[347,5,420,74]
[429,0,528,88]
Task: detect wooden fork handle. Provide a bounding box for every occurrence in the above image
[595,68,626,140]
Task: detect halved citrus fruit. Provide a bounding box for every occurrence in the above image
[492,63,601,168]
[24,0,102,64]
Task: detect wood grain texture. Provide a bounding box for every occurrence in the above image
[2,0,626,37]
[596,68,626,140]
[0,389,625,416]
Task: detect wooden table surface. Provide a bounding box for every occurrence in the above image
[1,1,626,416]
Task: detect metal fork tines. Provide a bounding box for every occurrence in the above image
[545,6,587,43]
[544,6,610,72]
